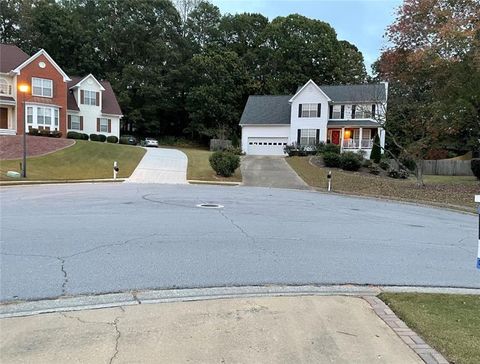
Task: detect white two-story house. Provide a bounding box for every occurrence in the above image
[240,79,387,158]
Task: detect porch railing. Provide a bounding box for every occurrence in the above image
[343,139,374,149]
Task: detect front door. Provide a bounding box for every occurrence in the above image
[331,130,340,145]
[0,108,7,129]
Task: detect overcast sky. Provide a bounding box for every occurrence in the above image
[210,0,403,73]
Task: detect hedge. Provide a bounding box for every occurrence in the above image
[107,135,119,143]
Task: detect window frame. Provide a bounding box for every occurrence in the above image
[70,115,81,130]
[301,103,318,118]
[83,90,97,105]
[300,129,317,146]
[27,105,59,130]
[32,77,53,97]
[99,118,108,133]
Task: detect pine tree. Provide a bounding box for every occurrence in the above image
[370,134,381,163]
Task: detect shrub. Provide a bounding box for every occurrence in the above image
[368,165,381,175]
[362,159,372,168]
[379,160,390,170]
[90,134,102,142]
[29,128,39,136]
[323,152,342,168]
[471,159,480,180]
[107,136,119,143]
[370,134,381,163]
[323,143,341,154]
[398,169,409,179]
[340,152,361,171]
[98,134,107,142]
[51,130,62,138]
[82,133,89,140]
[388,168,399,179]
[231,133,240,148]
[225,146,243,155]
[209,151,240,177]
[39,129,50,137]
[67,131,82,139]
[356,149,367,161]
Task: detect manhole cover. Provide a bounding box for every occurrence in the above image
[196,203,224,209]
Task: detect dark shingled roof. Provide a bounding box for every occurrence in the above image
[239,95,292,125]
[320,83,387,103]
[0,44,30,73]
[67,76,122,115]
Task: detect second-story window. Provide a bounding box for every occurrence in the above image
[300,103,319,118]
[83,90,97,105]
[32,77,53,97]
[0,79,11,95]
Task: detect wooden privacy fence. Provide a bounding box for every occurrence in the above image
[388,159,474,176]
[422,159,473,176]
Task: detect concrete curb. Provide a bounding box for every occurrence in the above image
[0,178,125,186]
[1,284,479,318]
[363,296,449,364]
[188,179,242,186]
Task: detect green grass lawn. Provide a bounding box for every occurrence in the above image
[177,147,242,182]
[286,156,479,211]
[0,140,145,181]
[380,293,480,364]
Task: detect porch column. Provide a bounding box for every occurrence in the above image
[340,127,345,152]
[358,127,363,150]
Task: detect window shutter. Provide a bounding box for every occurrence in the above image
[68,115,71,129]
[80,116,84,130]
[298,104,302,118]
[80,90,85,104]
[96,92,100,106]
[352,105,356,119]
[108,119,111,133]
[316,129,320,143]
[317,104,321,118]
[297,129,301,145]
[329,105,333,119]
[341,105,345,119]
[97,118,100,132]
[371,104,376,118]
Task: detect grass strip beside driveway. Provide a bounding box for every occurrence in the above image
[286,156,478,211]
[379,293,480,364]
[0,140,145,180]
[177,147,242,182]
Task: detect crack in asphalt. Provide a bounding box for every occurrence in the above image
[218,209,279,262]
[59,258,68,295]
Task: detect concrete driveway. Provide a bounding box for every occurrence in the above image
[126,148,187,184]
[241,156,309,189]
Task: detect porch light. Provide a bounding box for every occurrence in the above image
[344,130,351,139]
[18,84,29,93]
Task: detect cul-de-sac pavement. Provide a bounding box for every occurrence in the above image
[1,180,478,302]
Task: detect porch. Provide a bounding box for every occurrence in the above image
[0,98,17,135]
[327,126,379,158]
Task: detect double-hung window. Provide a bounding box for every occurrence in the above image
[300,129,317,146]
[32,78,53,97]
[99,118,108,132]
[301,103,318,118]
[27,107,33,124]
[28,105,59,130]
[71,115,81,130]
[84,90,97,105]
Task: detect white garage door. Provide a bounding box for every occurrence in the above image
[247,137,288,156]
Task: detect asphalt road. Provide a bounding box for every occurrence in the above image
[1,183,478,302]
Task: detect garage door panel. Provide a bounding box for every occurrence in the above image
[247,137,288,156]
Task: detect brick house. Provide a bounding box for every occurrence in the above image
[0,44,122,138]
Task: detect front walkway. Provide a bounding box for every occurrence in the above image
[126,147,187,184]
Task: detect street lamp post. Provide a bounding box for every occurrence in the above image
[18,84,29,178]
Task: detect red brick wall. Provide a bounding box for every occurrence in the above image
[16,54,68,136]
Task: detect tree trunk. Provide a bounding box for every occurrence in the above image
[415,160,424,186]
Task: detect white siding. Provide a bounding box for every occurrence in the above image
[241,125,290,154]
[289,82,329,143]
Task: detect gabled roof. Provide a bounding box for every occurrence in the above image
[67,77,122,116]
[240,95,292,125]
[320,83,387,103]
[11,48,71,82]
[289,79,331,103]
[0,44,30,73]
[69,73,105,91]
